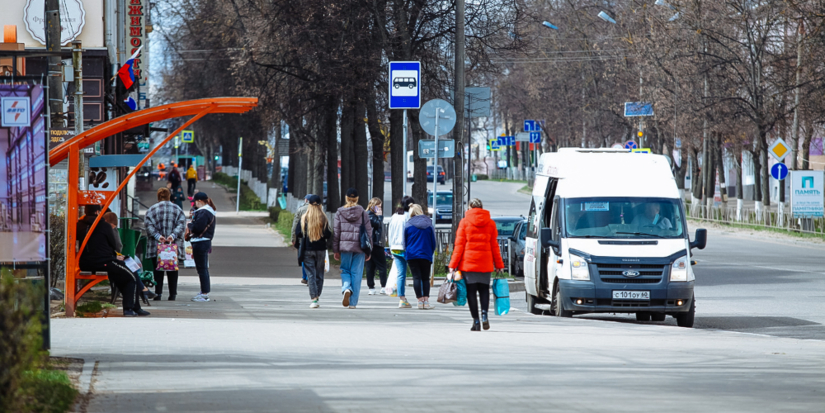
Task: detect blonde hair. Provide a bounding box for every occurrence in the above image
[344,195,359,208]
[301,204,328,242]
[469,198,483,209]
[367,197,382,212]
[409,204,424,217]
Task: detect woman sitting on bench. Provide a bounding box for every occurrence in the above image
[77,205,150,317]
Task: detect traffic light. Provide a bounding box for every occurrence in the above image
[486,142,491,151]
[214,155,219,160]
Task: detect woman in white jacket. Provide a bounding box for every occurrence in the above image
[387,196,415,308]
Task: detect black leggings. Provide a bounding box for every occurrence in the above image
[466,282,490,320]
[407,259,431,298]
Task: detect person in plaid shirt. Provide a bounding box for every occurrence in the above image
[145,187,187,300]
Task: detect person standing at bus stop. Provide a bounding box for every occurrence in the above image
[387,196,415,307]
[448,198,504,331]
[366,197,387,295]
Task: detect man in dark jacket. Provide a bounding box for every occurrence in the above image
[366,198,387,294]
[77,205,148,317]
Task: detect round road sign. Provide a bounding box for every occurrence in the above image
[771,163,788,180]
[419,99,457,137]
[624,140,638,150]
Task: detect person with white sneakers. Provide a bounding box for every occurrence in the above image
[187,192,217,302]
[387,196,415,308]
[296,195,331,308]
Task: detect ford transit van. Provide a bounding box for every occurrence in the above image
[523,148,707,327]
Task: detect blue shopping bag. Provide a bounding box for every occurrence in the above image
[492,278,510,315]
[452,279,467,307]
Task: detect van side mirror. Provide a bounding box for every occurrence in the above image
[540,227,560,252]
[690,228,707,250]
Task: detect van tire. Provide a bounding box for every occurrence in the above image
[676,296,695,328]
[551,283,572,318]
[526,294,543,315]
[635,312,651,322]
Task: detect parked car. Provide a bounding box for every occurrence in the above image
[426,165,446,184]
[427,190,453,224]
[492,216,525,275]
[509,219,528,277]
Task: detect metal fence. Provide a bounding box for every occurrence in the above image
[686,203,825,236]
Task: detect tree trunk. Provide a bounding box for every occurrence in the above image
[690,147,702,200]
[751,148,762,203]
[389,109,404,209]
[759,130,770,206]
[801,119,813,170]
[340,101,356,204]
[735,151,743,201]
[366,91,385,209]
[268,121,282,204]
[715,134,727,207]
[325,98,341,212]
[313,123,325,201]
[353,100,369,208]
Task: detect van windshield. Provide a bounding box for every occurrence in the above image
[563,197,684,239]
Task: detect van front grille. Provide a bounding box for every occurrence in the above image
[601,278,661,284]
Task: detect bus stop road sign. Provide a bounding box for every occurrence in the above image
[771,163,788,180]
[389,61,421,109]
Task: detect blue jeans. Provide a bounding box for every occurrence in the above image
[302,263,307,280]
[340,252,366,306]
[192,240,211,294]
[393,253,408,297]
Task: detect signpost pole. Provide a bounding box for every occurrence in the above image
[236,137,243,213]
[403,109,408,196]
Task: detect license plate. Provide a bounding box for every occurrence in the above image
[612,290,650,300]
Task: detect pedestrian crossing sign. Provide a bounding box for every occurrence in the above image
[182,130,194,143]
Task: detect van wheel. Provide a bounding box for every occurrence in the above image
[651,313,666,322]
[526,294,543,315]
[676,296,695,328]
[635,312,651,322]
[551,283,572,318]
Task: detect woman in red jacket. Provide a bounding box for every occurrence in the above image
[448,198,504,331]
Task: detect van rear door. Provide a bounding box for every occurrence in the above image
[525,176,556,297]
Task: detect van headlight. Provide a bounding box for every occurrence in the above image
[670,256,687,282]
[570,253,590,281]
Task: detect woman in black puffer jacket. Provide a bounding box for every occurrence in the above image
[365,197,387,295]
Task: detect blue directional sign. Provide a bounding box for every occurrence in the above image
[524,120,536,131]
[497,136,515,146]
[529,132,541,144]
[389,61,421,109]
[771,163,789,180]
[624,102,654,117]
[624,140,638,150]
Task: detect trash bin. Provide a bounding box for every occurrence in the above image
[471,174,477,182]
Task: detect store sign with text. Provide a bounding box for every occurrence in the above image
[128,0,147,86]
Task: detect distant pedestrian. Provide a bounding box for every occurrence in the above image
[404,204,436,309]
[366,197,387,295]
[188,192,217,302]
[186,165,199,196]
[333,188,372,309]
[145,187,186,301]
[387,196,415,308]
[448,198,504,331]
[291,194,314,285]
[168,166,183,190]
[296,195,331,308]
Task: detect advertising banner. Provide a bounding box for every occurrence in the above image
[0,84,47,262]
[1,0,105,48]
[790,171,825,219]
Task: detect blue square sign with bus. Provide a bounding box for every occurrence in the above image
[181,130,194,143]
[389,61,421,109]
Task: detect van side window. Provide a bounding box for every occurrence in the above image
[542,178,558,231]
[527,200,537,238]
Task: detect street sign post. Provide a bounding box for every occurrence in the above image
[489,139,501,151]
[389,61,421,196]
[529,132,541,143]
[182,130,194,143]
[623,102,654,117]
[768,138,789,162]
[624,140,638,150]
[419,99,457,225]
[524,119,540,131]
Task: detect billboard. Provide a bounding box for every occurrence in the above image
[790,171,824,219]
[0,0,105,48]
[0,84,47,262]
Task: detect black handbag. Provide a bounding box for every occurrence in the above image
[359,212,372,256]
